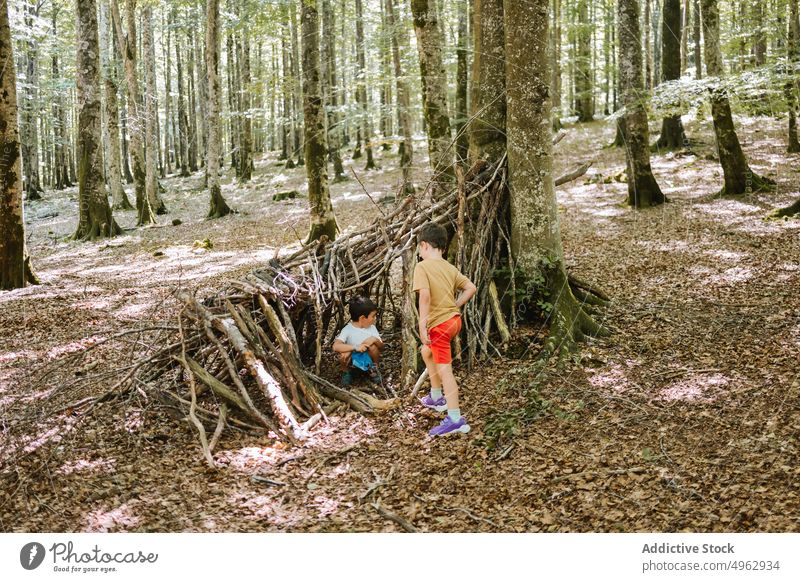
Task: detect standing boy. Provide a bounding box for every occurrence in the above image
[333,296,384,386]
[413,223,477,436]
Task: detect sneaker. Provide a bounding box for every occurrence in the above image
[341,371,353,387]
[368,364,382,385]
[429,415,471,437]
[419,394,448,412]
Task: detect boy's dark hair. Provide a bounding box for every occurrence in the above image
[417,222,448,251]
[349,295,378,322]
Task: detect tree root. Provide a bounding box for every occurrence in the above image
[719,171,776,197]
[768,197,800,219]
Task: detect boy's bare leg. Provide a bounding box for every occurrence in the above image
[437,363,460,410]
[420,346,442,389]
[338,352,351,371]
[366,345,381,363]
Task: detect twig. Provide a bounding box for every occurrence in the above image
[371,502,419,532]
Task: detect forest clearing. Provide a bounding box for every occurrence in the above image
[1,0,799,536]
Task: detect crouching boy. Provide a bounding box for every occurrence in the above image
[333,296,384,386]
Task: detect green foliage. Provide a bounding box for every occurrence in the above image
[479,364,578,450]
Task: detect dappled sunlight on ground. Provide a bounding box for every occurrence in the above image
[657,373,730,403]
[83,503,140,532]
[58,457,116,476]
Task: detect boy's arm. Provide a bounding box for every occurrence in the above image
[418,288,431,344]
[361,336,384,349]
[332,339,354,353]
[456,280,477,308]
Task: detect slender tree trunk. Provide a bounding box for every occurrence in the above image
[454,0,469,165]
[111,0,154,225]
[120,91,133,182]
[321,0,346,181]
[379,0,393,151]
[787,0,800,152]
[206,0,232,218]
[618,0,666,207]
[470,0,505,162]
[187,29,199,173]
[51,8,72,190]
[753,3,767,66]
[504,0,606,349]
[239,27,254,181]
[227,30,240,173]
[575,0,594,121]
[656,0,687,149]
[194,24,208,172]
[700,0,774,195]
[163,10,173,175]
[101,0,132,209]
[281,9,295,168]
[653,0,661,87]
[693,0,701,78]
[290,1,304,166]
[681,0,689,74]
[302,0,338,242]
[355,0,377,170]
[410,0,453,196]
[644,0,652,90]
[75,0,121,240]
[552,0,562,117]
[1,0,37,288]
[20,0,43,200]
[176,30,190,177]
[387,0,414,193]
[142,6,164,217]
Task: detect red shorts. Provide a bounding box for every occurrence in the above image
[428,315,462,364]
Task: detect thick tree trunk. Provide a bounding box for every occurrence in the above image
[470,0,506,163]
[504,0,607,351]
[302,0,338,243]
[206,0,232,219]
[387,0,414,192]
[111,0,154,225]
[700,0,774,195]
[410,0,453,196]
[656,0,687,149]
[74,0,121,240]
[0,0,37,289]
[354,0,377,170]
[618,0,666,207]
[321,0,346,182]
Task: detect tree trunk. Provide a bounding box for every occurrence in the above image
[321,0,346,182]
[176,30,190,177]
[354,0,377,170]
[239,27,254,182]
[644,0,652,90]
[51,8,73,190]
[504,0,606,350]
[387,0,414,193]
[753,3,767,67]
[302,0,338,243]
[226,30,240,173]
[281,10,295,168]
[20,0,43,200]
[681,0,689,74]
[552,0,562,117]
[163,10,173,175]
[194,26,208,172]
[290,1,304,166]
[0,0,37,288]
[786,0,800,152]
[575,0,594,121]
[100,0,132,210]
[454,0,469,166]
[142,6,165,217]
[206,0,232,219]
[700,0,774,195]
[75,0,121,240]
[111,0,154,225]
[618,0,666,207]
[470,0,506,162]
[380,0,393,151]
[410,0,453,196]
[656,0,687,149]
[693,0,701,78]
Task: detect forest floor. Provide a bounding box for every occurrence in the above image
[1,116,798,532]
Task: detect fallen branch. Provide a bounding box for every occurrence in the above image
[371,502,419,533]
[555,161,593,186]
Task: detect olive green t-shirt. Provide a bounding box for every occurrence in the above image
[412,258,470,330]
